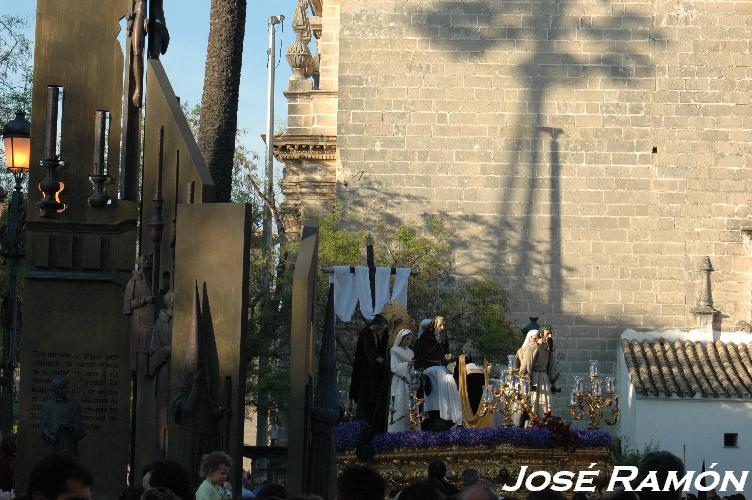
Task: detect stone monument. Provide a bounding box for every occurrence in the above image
[16,1,139,496]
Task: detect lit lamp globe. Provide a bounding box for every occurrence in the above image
[1,110,32,177]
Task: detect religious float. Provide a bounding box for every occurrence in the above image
[335,356,619,495]
[335,419,614,494]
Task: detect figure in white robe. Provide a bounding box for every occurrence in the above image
[422,366,463,426]
[388,329,414,432]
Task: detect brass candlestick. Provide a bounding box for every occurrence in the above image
[569,360,620,429]
[479,355,536,426]
[389,369,425,430]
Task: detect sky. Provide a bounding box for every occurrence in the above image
[3,0,300,162]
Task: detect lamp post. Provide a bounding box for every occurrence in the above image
[0,110,31,434]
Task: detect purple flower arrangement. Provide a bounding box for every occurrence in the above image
[335,420,368,451]
[574,428,613,448]
[335,421,612,452]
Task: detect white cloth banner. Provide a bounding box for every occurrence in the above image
[390,267,411,307]
[355,266,391,320]
[329,266,412,322]
[329,266,358,322]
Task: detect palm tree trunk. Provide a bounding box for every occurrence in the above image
[197,0,247,202]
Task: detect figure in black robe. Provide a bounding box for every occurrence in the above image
[349,315,388,423]
[413,317,459,431]
[414,316,450,370]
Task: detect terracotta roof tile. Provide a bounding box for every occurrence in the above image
[621,338,752,399]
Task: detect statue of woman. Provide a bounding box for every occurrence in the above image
[388,329,414,432]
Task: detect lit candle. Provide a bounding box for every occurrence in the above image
[613,396,619,410]
[507,354,516,367]
[606,376,615,394]
[570,389,577,405]
[523,379,530,395]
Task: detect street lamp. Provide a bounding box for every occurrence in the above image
[0,110,30,434]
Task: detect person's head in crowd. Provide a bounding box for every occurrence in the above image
[337,466,386,500]
[571,493,589,500]
[686,494,698,500]
[27,454,94,500]
[256,484,289,500]
[633,451,685,500]
[0,434,16,457]
[117,485,144,500]
[459,482,497,500]
[141,463,157,490]
[199,451,232,486]
[460,469,479,488]
[142,488,180,500]
[399,480,445,500]
[526,490,565,500]
[149,460,193,500]
[428,461,448,480]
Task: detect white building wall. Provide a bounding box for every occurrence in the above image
[617,333,752,497]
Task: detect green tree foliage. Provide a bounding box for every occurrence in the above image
[612,438,659,467]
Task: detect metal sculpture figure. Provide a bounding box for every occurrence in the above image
[40,376,85,456]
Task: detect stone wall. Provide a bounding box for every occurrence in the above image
[336,0,752,389]
[278,0,340,237]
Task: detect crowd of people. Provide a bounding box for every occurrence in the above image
[351,315,561,434]
[36,443,729,500]
[0,429,748,500]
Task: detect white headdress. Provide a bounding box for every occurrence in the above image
[520,329,539,350]
[417,318,432,338]
[393,328,413,348]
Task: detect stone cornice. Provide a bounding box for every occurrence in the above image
[270,134,337,161]
[283,89,338,99]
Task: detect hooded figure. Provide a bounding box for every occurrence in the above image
[388,329,415,432]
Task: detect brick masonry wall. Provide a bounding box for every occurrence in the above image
[335,0,752,399]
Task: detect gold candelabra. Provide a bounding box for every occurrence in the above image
[478,355,536,426]
[389,369,425,430]
[569,360,620,429]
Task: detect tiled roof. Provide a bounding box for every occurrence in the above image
[621,338,752,399]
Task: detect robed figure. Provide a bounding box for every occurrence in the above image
[516,330,560,418]
[388,329,414,433]
[40,376,85,456]
[349,315,388,423]
[414,317,462,430]
[123,256,154,374]
[149,290,174,457]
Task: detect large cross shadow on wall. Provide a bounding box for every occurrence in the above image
[401,0,664,390]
